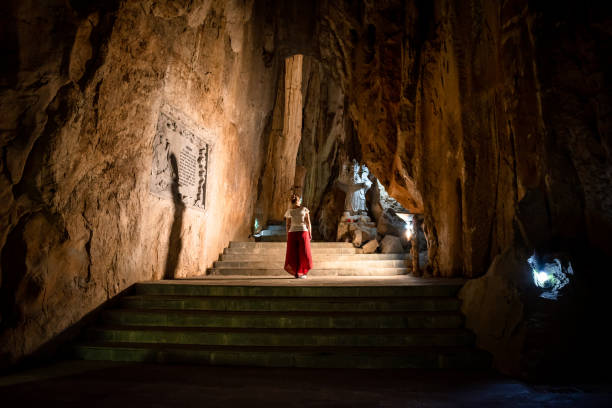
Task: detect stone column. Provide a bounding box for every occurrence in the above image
[293,165,306,198]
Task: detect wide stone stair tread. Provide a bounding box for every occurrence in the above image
[133,283,463,297]
[87,325,471,335]
[72,242,489,370]
[73,341,490,369]
[85,325,475,347]
[224,248,364,255]
[118,294,461,311]
[207,268,410,277]
[220,254,409,261]
[213,260,409,268]
[100,308,464,329]
[230,242,355,247]
[101,308,462,317]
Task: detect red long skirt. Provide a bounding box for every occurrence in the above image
[284,231,313,277]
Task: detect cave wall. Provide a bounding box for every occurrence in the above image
[314,0,611,378]
[0,0,281,365]
[255,53,355,234]
[299,57,344,215]
[256,55,303,225]
[298,56,359,238]
[318,0,612,277]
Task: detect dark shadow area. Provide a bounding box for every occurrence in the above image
[0,284,135,375]
[164,154,185,280]
[0,363,611,408]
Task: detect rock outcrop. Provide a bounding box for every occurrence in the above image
[318,0,612,279]
[0,0,282,365]
[381,235,404,254]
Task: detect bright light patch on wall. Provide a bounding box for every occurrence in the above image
[404,229,412,241]
[396,213,414,241]
[528,253,574,300]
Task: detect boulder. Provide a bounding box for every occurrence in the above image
[381,235,404,254]
[358,225,376,241]
[352,229,363,247]
[336,221,351,242]
[362,239,379,254]
[458,247,595,380]
[377,208,408,238]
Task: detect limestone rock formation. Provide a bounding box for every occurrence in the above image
[318,0,612,280]
[459,246,604,380]
[458,248,531,376]
[0,0,282,365]
[381,235,404,254]
[361,239,379,254]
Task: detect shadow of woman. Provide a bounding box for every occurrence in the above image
[164,153,185,279]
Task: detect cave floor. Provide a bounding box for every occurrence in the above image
[0,361,610,407]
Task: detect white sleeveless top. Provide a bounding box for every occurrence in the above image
[284,206,310,232]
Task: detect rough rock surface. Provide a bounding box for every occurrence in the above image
[376,209,408,241]
[255,54,355,239]
[459,248,531,376]
[318,0,612,278]
[381,235,404,254]
[317,0,610,377]
[361,239,379,254]
[459,246,609,380]
[0,0,282,365]
[256,55,303,225]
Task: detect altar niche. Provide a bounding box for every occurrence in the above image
[150,110,209,211]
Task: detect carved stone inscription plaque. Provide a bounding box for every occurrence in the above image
[150,110,209,210]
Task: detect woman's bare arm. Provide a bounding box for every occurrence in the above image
[286,217,291,233]
[306,212,312,240]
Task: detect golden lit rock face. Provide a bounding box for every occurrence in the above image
[0,0,281,364]
[257,55,303,224]
[319,0,612,278]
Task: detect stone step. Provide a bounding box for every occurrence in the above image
[213,260,409,269]
[229,242,355,248]
[224,247,364,254]
[118,295,461,312]
[206,268,410,276]
[220,254,409,261]
[73,342,490,369]
[99,309,464,329]
[73,280,489,370]
[85,326,475,347]
[133,283,463,298]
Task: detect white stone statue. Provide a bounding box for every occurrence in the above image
[336,159,371,215]
[353,163,372,214]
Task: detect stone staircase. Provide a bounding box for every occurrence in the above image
[73,281,491,369]
[207,241,410,277]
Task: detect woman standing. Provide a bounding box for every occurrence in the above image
[284,194,313,278]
